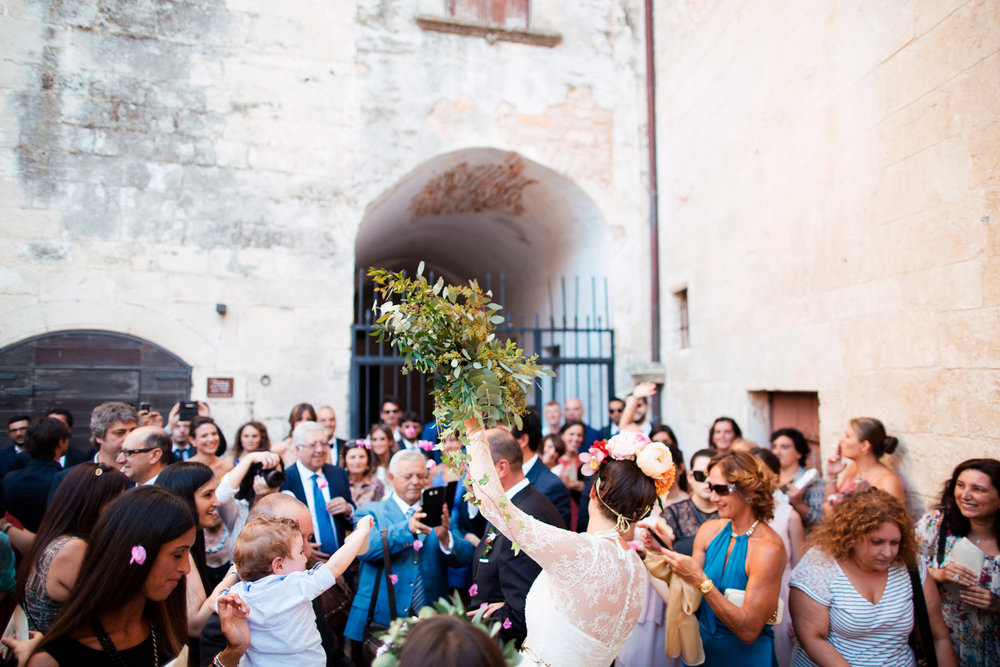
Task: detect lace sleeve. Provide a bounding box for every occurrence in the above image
[467,431,596,587]
[914,510,943,567]
[789,547,836,605]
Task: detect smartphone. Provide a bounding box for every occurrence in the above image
[178,401,199,422]
[420,486,446,528]
[445,479,459,506]
[139,401,151,413]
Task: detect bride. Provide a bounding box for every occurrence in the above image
[466,421,675,666]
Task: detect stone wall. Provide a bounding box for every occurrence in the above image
[654,0,1000,509]
[0,0,652,439]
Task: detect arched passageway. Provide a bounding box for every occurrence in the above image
[352,148,615,434]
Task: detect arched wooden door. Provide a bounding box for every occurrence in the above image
[0,331,191,451]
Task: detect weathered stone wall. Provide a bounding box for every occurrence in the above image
[655,0,1000,508]
[1,1,652,438]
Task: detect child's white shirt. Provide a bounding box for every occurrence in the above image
[225,562,335,667]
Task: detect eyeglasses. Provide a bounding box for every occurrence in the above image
[119,447,157,457]
[707,482,737,496]
[692,470,708,483]
[609,408,623,414]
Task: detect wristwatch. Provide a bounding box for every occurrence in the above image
[698,579,714,595]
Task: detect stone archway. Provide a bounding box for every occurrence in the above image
[352,147,613,433]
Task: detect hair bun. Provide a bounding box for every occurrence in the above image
[883,435,899,455]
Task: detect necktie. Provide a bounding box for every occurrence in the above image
[312,474,338,554]
[405,506,426,612]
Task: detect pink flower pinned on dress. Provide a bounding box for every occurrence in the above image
[425,459,435,470]
[468,584,478,597]
[356,439,371,449]
[502,618,512,630]
[389,574,398,585]
[417,440,436,451]
[412,539,423,552]
[317,479,328,490]
[626,540,642,551]
[129,545,146,566]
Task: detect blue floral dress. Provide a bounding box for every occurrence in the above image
[915,510,999,666]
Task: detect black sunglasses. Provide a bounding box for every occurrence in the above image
[692,470,707,483]
[707,482,737,496]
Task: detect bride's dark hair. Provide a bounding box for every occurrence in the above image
[595,459,657,525]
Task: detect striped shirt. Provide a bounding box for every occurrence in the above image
[790,548,919,667]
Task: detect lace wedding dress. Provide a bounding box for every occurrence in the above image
[468,432,647,666]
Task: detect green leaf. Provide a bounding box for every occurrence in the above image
[512,541,524,556]
[417,260,425,276]
[478,473,491,486]
[489,314,505,325]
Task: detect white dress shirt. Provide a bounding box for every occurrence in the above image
[296,460,333,546]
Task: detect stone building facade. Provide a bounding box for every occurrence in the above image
[1,0,997,506]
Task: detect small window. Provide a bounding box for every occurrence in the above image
[449,0,530,29]
[674,288,689,349]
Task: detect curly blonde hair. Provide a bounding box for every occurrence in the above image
[807,487,918,566]
[708,450,776,521]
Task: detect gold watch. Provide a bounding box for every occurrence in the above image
[698,579,714,595]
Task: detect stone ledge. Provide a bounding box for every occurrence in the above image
[415,15,562,48]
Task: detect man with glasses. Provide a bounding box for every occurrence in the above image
[117,425,170,485]
[281,420,355,557]
[49,401,138,499]
[600,397,626,439]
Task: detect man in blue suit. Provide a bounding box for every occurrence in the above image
[344,449,473,657]
[511,407,572,528]
[281,420,355,556]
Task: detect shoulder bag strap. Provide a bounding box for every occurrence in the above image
[908,564,938,667]
[365,564,383,625]
[935,515,948,567]
[381,529,397,620]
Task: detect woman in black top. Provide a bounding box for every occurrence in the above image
[27,485,193,666]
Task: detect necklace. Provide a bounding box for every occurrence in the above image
[731,520,759,538]
[91,620,158,667]
[205,521,231,554]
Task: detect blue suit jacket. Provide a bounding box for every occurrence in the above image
[344,496,473,641]
[281,463,355,547]
[524,460,572,529]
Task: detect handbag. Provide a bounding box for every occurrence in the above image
[361,529,397,664]
[722,588,785,625]
[908,565,938,667]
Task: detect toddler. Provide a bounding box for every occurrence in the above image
[227,514,374,666]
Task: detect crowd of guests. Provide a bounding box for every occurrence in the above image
[0,387,995,666]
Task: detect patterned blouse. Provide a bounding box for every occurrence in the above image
[350,476,385,508]
[24,535,78,632]
[915,510,999,666]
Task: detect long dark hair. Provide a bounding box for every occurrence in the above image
[15,463,127,605]
[707,417,741,448]
[233,421,271,461]
[932,458,1000,563]
[156,462,214,590]
[34,486,193,659]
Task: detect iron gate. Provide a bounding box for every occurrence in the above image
[350,271,615,438]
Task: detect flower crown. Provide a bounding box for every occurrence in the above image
[580,431,676,497]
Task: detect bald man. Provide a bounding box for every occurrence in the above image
[117,426,171,485]
[563,397,601,451]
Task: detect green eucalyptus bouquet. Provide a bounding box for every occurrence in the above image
[369,263,553,439]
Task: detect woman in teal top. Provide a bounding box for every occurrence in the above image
[653,450,786,665]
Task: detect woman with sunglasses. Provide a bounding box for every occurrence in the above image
[648,450,786,665]
[656,449,719,556]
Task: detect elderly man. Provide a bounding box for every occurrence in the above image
[469,428,564,647]
[117,425,170,485]
[563,397,601,450]
[281,420,354,556]
[344,450,474,659]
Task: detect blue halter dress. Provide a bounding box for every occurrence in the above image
[697,521,777,666]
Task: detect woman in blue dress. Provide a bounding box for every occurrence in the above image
[651,450,786,665]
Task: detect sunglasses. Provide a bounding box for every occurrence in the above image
[707,482,737,496]
[692,470,708,483]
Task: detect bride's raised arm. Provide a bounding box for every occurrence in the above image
[466,427,598,586]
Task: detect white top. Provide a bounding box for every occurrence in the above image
[295,460,332,544]
[522,454,539,476]
[468,433,646,667]
[214,471,250,561]
[227,563,334,667]
[790,548,920,667]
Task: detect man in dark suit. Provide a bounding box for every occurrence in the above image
[48,401,138,500]
[0,415,30,477]
[316,406,348,464]
[4,418,69,531]
[344,449,473,660]
[281,420,355,555]
[511,407,571,528]
[469,428,564,647]
[599,396,626,440]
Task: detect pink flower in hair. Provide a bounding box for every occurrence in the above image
[129,545,146,566]
[417,440,436,452]
[606,431,651,461]
[502,618,512,630]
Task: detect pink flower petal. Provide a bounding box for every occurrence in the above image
[502,618,512,630]
[426,459,435,470]
[627,540,642,551]
[480,602,488,609]
[129,545,146,566]
[468,584,479,597]
[412,539,423,551]
[389,574,398,585]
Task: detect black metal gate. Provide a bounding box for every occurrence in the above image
[0,331,192,450]
[350,271,615,438]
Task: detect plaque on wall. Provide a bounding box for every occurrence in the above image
[207,377,234,398]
